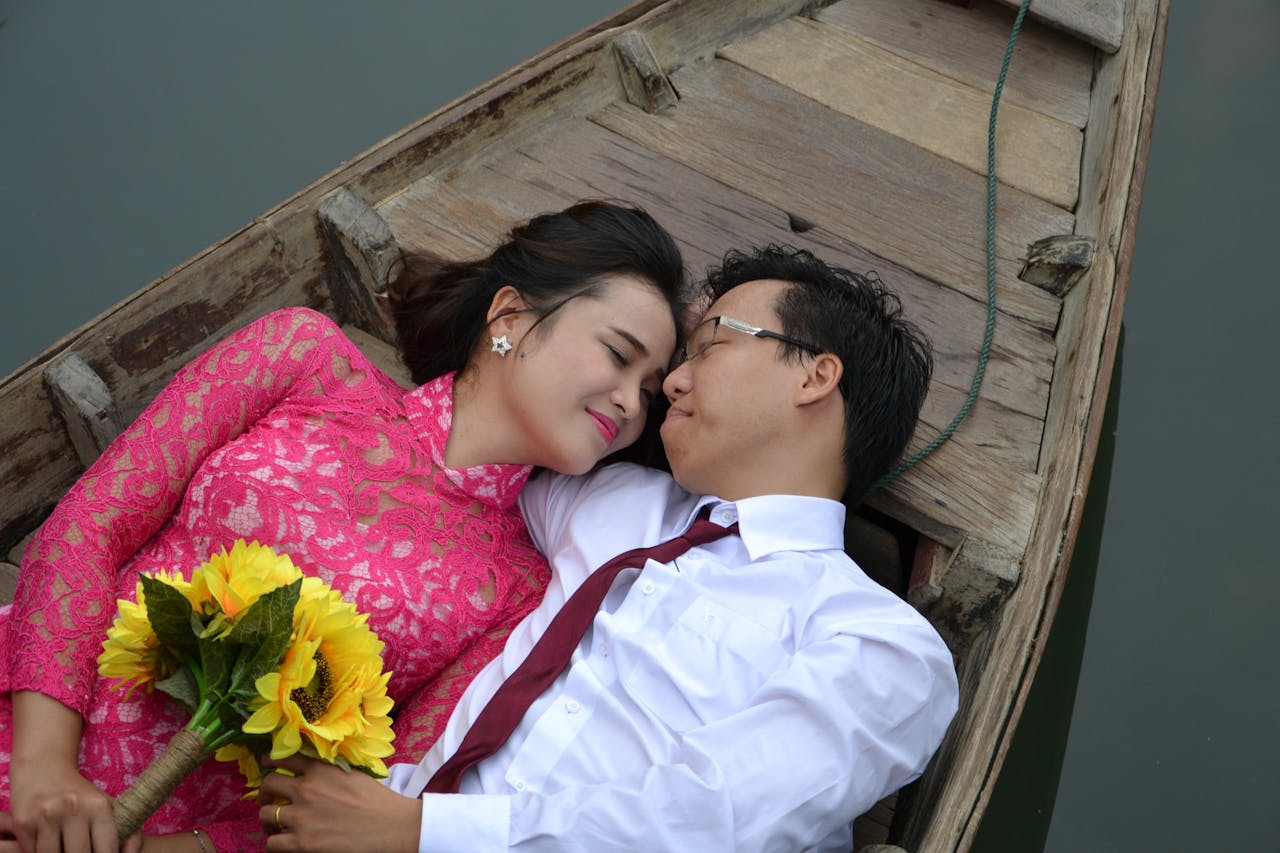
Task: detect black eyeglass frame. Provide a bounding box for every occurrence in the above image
[678,315,824,365]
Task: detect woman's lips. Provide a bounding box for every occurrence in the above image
[587,409,619,444]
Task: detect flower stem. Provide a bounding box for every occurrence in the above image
[112,727,209,839]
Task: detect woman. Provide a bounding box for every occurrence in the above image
[0,200,685,852]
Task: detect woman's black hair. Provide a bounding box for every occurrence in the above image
[389,200,686,387]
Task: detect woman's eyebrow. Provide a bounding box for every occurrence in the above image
[609,327,649,357]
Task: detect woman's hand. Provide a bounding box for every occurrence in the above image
[258,756,421,853]
[8,690,129,851]
[6,762,125,852]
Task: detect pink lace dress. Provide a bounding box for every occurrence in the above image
[0,307,550,849]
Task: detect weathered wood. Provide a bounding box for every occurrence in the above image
[0,1,1168,848]
[992,0,1123,53]
[378,177,515,258]
[721,16,1082,208]
[340,324,413,390]
[318,187,401,344]
[388,120,1050,551]
[593,59,1072,332]
[612,30,678,112]
[0,561,18,606]
[853,793,899,849]
[439,120,1054,436]
[41,352,125,468]
[900,2,1167,849]
[816,0,1094,128]
[7,529,37,566]
[0,217,329,547]
[1019,234,1095,296]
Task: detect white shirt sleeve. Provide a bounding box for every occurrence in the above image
[412,618,957,852]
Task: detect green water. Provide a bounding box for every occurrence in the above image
[2,2,1276,850]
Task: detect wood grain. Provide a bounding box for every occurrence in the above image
[816,0,1094,128]
[593,59,1071,332]
[721,17,1082,208]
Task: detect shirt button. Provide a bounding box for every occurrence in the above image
[641,581,656,595]
[566,699,582,714]
[512,779,527,792]
[598,642,610,657]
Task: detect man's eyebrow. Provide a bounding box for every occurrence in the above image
[610,327,649,357]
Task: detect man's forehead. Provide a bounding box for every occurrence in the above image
[705,278,790,325]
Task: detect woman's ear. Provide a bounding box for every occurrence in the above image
[486,286,528,334]
[795,353,844,406]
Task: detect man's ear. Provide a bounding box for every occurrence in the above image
[486,286,528,335]
[795,353,844,406]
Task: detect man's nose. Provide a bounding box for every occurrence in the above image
[662,361,691,402]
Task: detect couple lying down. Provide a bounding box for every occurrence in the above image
[0,201,958,852]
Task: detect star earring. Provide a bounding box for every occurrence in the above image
[491,335,512,357]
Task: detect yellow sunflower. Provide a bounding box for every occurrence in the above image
[214,742,266,790]
[190,540,304,636]
[97,569,195,698]
[241,583,394,775]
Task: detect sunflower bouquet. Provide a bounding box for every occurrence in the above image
[96,540,395,839]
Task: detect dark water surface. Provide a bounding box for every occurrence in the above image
[2,2,1276,850]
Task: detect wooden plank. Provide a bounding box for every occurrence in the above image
[900,2,1167,849]
[340,325,413,389]
[429,121,1053,467]
[816,0,1094,129]
[378,178,517,258]
[721,17,1082,209]
[592,59,1071,333]
[993,0,1124,53]
[0,220,331,549]
[318,187,401,344]
[0,561,18,606]
[852,792,898,848]
[42,352,125,468]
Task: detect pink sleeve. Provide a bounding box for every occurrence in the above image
[1,307,341,715]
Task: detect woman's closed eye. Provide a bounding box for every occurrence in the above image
[607,344,629,366]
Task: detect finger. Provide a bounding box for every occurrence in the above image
[60,815,94,853]
[262,753,326,776]
[122,833,144,853]
[88,809,120,853]
[258,770,299,804]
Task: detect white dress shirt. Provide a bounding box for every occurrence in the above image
[385,463,958,852]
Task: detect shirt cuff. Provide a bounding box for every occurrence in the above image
[418,793,510,853]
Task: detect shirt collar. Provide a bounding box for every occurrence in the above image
[688,493,847,561]
[402,371,533,509]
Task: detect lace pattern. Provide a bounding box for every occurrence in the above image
[0,307,550,837]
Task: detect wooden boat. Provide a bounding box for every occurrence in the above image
[0,0,1167,849]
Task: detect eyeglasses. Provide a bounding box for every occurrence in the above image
[677,315,823,365]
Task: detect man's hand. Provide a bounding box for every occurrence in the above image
[259,756,422,853]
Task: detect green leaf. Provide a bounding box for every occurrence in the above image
[227,579,301,646]
[140,574,200,660]
[228,579,302,690]
[198,631,234,698]
[155,667,201,713]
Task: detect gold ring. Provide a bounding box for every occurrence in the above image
[274,803,284,832]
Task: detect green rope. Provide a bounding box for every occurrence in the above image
[874,0,1033,489]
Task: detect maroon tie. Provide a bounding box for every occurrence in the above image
[423,511,739,794]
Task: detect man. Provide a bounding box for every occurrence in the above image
[260,246,958,852]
